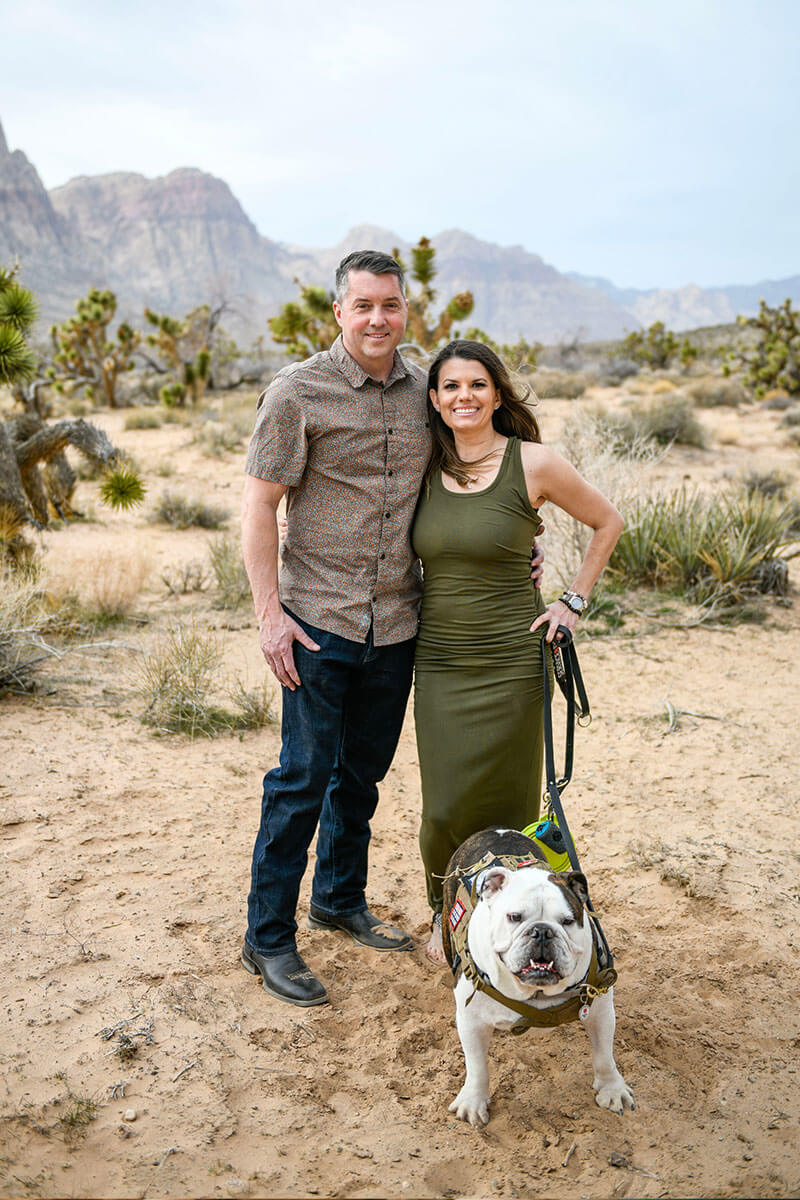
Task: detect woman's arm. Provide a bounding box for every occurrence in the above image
[521,443,624,642]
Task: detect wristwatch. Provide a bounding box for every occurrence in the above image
[559,589,588,614]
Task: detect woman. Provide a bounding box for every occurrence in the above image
[411,340,623,964]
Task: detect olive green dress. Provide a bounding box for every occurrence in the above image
[411,437,547,911]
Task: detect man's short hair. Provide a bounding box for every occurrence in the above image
[335,250,406,304]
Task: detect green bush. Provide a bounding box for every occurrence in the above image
[152,491,229,530]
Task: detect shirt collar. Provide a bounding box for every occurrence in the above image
[330,334,412,389]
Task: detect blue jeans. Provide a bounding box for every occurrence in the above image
[246,610,415,956]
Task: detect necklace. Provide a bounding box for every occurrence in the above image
[461,440,504,490]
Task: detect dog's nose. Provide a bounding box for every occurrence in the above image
[531,923,555,947]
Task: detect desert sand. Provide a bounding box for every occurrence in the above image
[1,389,798,1200]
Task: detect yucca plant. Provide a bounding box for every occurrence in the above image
[609,488,796,611]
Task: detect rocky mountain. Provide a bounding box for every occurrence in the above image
[49,168,294,329]
[0,123,94,319]
[567,271,800,332]
[1,118,796,345]
[0,120,637,342]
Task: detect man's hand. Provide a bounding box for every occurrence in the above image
[259,609,320,691]
[530,527,545,588]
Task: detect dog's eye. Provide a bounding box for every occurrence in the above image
[562,916,575,926]
[507,912,523,923]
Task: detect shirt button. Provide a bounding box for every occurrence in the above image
[387,427,393,435]
[380,553,386,559]
[372,594,377,601]
[387,470,393,477]
[385,511,391,519]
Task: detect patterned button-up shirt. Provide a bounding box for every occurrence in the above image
[245,336,431,645]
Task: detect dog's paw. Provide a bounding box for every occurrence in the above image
[594,1076,635,1114]
[448,1086,490,1126]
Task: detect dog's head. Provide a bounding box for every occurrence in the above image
[473,866,592,994]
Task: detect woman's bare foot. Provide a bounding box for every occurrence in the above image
[425,913,448,966]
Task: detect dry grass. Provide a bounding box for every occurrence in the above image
[135,622,277,737]
[0,567,55,693]
[45,547,151,627]
[545,406,662,589]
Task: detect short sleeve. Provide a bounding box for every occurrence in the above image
[244,373,308,486]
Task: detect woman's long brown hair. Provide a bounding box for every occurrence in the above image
[424,340,541,488]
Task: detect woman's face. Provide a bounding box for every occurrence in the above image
[429,357,500,434]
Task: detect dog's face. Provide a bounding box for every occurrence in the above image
[474,866,592,994]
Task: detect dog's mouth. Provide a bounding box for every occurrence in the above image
[517,959,561,984]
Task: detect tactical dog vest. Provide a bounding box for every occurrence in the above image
[445,850,617,1033]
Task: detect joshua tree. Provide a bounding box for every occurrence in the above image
[0,268,144,556]
[48,288,139,408]
[268,283,340,359]
[398,237,475,352]
[142,303,227,405]
[268,237,479,361]
[621,321,697,371]
[724,299,800,398]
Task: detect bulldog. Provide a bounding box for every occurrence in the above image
[442,827,634,1126]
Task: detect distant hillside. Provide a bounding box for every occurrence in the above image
[567,271,800,332]
[0,120,636,342]
[1,117,796,345]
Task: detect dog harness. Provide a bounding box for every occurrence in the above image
[446,850,618,1034]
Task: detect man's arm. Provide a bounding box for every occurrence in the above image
[241,474,319,690]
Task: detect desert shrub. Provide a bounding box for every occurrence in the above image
[779,407,800,427]
[530,369,587,399]
[596,357,639,386]
[194,417,249,457]
[160,561,209,595]
[0,567,53,693]
[136,623,276,737]
[741,470,789,499]
[635,394,707,447]
[209,534,250,608]
[544,407,661,590]
[761,388,793,410]
[123,408,162,430]
[46,548,151,630]
[687,376,748,408]
[651,379,678,395]
[152,491,229,530]
[608,488,795,610]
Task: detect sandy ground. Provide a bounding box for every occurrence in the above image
[1,391,799,1200]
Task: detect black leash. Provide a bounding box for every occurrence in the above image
[539,627,614,966]
[540,625,589,873]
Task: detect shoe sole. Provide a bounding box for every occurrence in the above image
[307,914,413,952]
[240,952,329,1007]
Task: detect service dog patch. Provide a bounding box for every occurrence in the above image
[449,899,466,931]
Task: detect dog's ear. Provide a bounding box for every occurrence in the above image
[477,867,511,899]
[562,871,589,908]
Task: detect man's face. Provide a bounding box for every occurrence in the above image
[333,270,408,373]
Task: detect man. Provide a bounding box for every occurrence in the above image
[241,250,430,1007]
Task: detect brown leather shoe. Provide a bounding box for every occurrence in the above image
[241,943,329,1007]
[307,906,412,951]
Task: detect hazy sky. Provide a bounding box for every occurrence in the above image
[2,0,797,288]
